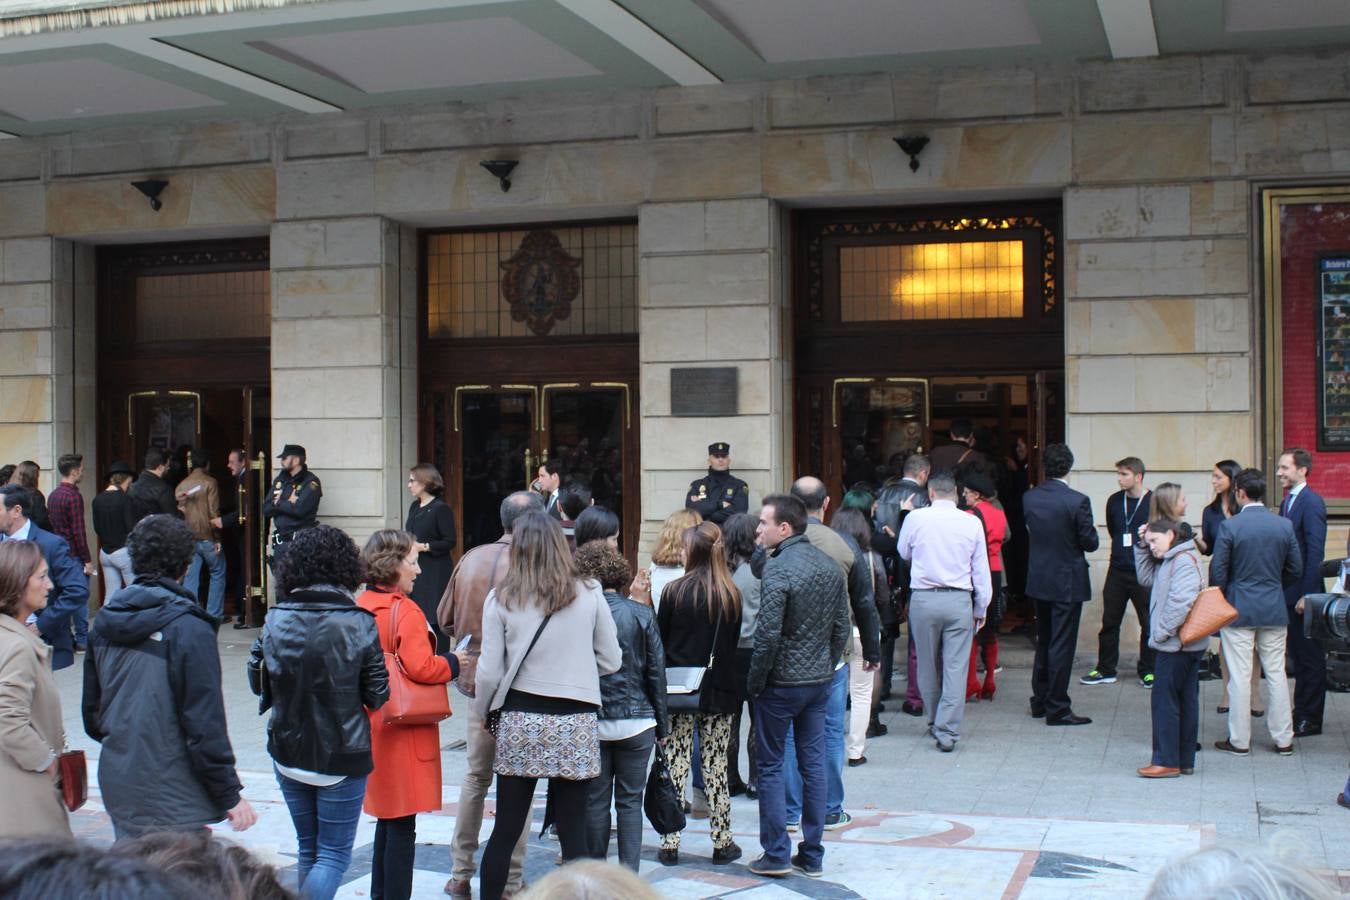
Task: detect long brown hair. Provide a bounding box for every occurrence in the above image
[0,540,43,618]
[664,522,740,623]
[497,511,578,614]
[1150,482,1184,522]
[13,460,38,491]
[650,508,702,567]
[361,529,416,590]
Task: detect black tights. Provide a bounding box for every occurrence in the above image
[480,776,590,900]
[371,815,416,900]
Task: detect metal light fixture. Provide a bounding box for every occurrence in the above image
[131,179,169,211]
[479,160,518,192]
[893,136,930,173]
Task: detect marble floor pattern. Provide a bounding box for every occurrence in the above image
[55,628,1350,898]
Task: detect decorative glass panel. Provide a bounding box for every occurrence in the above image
[426,224,638,338]
[840,240,1024,321]
[133,270,270,342]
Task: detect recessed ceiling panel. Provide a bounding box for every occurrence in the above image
[0,58,223,121]
[692,0,1041,62]
[253,17,602,94]
[1226,0,1350,31]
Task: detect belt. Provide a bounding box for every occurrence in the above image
[913,587,971,593]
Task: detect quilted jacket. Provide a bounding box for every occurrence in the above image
[747,534,851,696]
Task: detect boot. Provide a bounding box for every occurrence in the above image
[981,641,998,700]
[966,640,981,701]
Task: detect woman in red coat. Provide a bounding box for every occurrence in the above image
[358,529,466,900]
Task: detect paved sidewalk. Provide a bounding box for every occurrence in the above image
[54,628,1350,898]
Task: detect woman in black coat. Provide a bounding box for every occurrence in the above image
[404,464,456,652]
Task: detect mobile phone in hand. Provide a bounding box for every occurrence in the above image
[455,634,472,652]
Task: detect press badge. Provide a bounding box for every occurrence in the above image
[1122,533,1132,548]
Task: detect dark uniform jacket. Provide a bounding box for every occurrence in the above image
[748,534,850,696]
[685,468,749,526]
[82,577,242,832]
[262,466,322,537]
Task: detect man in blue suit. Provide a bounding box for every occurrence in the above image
[0,483,89,671]
[1024,443,1100,726]
[1277,448,1328,737]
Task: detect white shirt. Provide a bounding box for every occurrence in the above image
[1286,481,1306,512]
[896,499,993,617]
[5,519,32,542]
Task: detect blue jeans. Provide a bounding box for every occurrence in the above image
[753,681,830,867]
[185,539,226,619]
[276,770,368,900]
[1151,650,1203,768]
[785,665,847,821]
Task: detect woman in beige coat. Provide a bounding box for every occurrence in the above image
[0,539,71,838]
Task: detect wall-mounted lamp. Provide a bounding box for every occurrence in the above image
[479,160,518,193]
[892,136,930,173]
[131,179,169,211]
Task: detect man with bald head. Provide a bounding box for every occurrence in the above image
[775,476,881,829]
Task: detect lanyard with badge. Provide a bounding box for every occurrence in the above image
[1121,494,1144,548]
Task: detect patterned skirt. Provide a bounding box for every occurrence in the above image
[492,710,601,780]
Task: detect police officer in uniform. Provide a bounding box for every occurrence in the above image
[262,444,322,569]
[685,442,749,526]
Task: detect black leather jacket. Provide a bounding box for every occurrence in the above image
[248,586,389,777]
[598,590,669,737]
[747,535,851,696]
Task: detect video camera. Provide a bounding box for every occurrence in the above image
[1302,591,1350,691]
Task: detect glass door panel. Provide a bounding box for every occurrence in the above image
[544,385,627,524]
[128,391,201,477]
[459,390,536,552]
[835,378,930,492]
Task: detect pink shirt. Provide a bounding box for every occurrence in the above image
[897,499,993,617]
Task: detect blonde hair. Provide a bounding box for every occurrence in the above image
[1145,845,1337,900]
[517,860,661,900]
[650,508,702,567]
[498,512,578,615]
[1150,483,1184,523]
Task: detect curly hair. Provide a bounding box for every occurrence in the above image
[650,508,701,566]
[574,541,631,592]
[0,540,43,618]
[127,515,196,581]
[275,524,366,594]
[362,529,416,590]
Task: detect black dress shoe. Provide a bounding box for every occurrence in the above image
[900,701,924,717]
[745,784,757,800]
[1047,714,1092,726]
[712,842,742,865]
[232,620,254,630]
[1030,704,1046,719]
[1295,719,1323,737]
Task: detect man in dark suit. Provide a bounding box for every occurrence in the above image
[1023,443,1099,726]
[1210,468,1302,755]
[0,483,89,671]
[1276,448,1328,737]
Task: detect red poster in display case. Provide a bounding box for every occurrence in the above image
[1267,188,1350,507]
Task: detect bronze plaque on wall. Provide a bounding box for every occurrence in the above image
[671,367,738,417]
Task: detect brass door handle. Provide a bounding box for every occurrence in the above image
[524,448,535,491]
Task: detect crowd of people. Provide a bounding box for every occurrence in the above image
[0,429,1342,898]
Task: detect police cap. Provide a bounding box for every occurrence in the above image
[708,442,730,457]
[277,444,307,460]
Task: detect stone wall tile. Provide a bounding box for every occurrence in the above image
[891,69,938,121]
[1067,357,1136,412]
[704,200,770,251]
[288,468,383,518]
[1130,356,1207,411]
[1070,238,1247,298]
[1190,181,1247,235]
[269,418,384,469]
[1195,295,1250,353]
[1237,109,1332,174]
[285,118,370,159]
[1066,302,1092,355]
[0,283,52,330]
[0,183,46,238]
[705,306,771,361]
[273,268,383,319]
[271,318,382,368]
[272,219,385,271]
[384,93,642,152]
[769,74,895,129]
[1246,50,1350,105]
[638,203,704,254]
[0,142,41,183]
[639,308,706,362]
[654,84,757,135]
[1205,356,1251,411]
[1081,56,1231,114]
[1065,185,1190,240]
[648,135,761,200]
[762,132,871,196]
[0,423,51,468]
[0,330,49,376]
[277,159,376,219]
[1075,118,1212,183]
[954,122,1071,187]
[186,167,275,226]
[1087,298,1195,355]
[934,66,1048,120]
[542,143,648,207]
[1087,413,1194,470]
[643,252,770,308]
[0,376,50,422]
[1,238,52,283]
[640,414,773,469]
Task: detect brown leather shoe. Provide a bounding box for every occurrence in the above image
[1137,765,1181,778]
[444,878,471,898]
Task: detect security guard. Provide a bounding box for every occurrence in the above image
[262,444,322,564]
[685,441,749,526]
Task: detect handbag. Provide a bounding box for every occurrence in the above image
[58,748,87,812]
[643,744,687,835]
[381,598,452,726]
[665,615,721,714]
[486,613,552,737]
[1180,586,1239,645]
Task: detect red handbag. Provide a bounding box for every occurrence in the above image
[59,749,87,812]
[380,598,452,726]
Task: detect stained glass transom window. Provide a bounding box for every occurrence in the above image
[839,240,1025,321]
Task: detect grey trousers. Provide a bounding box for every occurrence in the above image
[910,589,975,746]
[586,727,655,872]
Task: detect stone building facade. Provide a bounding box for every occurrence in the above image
[1,47,1348,576]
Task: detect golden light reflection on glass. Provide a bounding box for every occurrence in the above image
[839,240,1024,321]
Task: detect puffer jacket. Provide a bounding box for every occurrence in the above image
[1134,537,1208,653]
[874,478,930,536]
[248,585,389,777]
[748,535,851,696]
[83,577,242,832]
[598,590,669,737]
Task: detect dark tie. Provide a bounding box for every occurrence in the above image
[1281,495,1292,518]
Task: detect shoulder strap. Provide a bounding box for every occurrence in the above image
[957,448,973,464]
[518,613,552,670]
